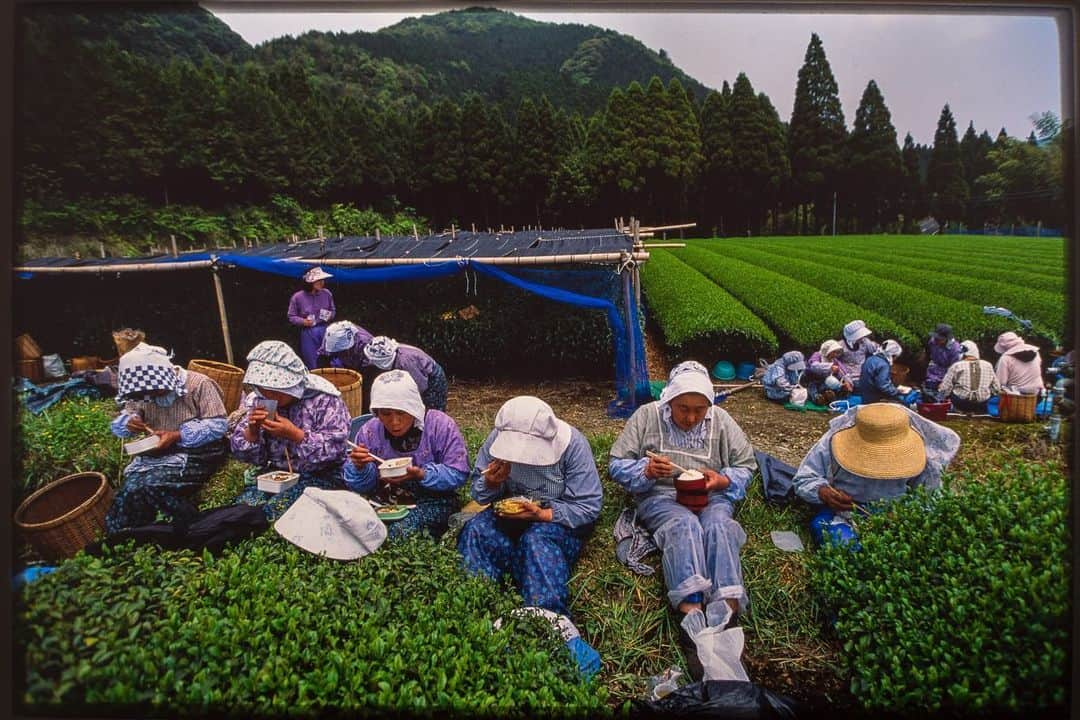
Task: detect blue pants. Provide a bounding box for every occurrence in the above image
[421,363,449,411]
[299,326,327,370]
[457,509,587,616]
[106,444,226,535]
[233,466,343,522]
[635,492,747,613]
[386,494,458,542]
[809,509,861,549]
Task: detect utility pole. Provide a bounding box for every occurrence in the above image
[832,192,838,237]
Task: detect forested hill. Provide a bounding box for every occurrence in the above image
[253,7,711,113]
[18,4,251,64]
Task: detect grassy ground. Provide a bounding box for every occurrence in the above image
[16,384,1069,711]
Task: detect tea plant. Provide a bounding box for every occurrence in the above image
[14,398,123,505]
[760,242,1064,337]
[17,533,607,716]
[810,456,1069,713]
[639,249,776,356]
[678,244,913,349]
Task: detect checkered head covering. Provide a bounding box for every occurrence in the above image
[117,342,184,401]
[363,336,399,370]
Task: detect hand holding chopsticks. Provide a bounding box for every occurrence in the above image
[645,450,691,476]
[346,440,385,466]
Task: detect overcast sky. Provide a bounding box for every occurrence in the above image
[205,5,1065,146]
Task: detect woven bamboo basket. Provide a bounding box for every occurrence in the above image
[890,362,910,385]
[15,472,114,562]
[999,391,1037,423]
[312,368,363,417]
[70,356,102,373]
[15,333,43,360]
[188,359,244,411]
[16,357,44,382]
[112,328,146,357]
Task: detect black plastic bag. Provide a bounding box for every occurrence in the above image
[85,503,268,556]
[633,679,802,719]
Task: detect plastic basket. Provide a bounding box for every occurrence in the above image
[188,359,244,412]
[917,401,952,421]
[311,368,363,417]
[15,472,114,562]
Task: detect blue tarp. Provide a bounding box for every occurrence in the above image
[16,231,651,417]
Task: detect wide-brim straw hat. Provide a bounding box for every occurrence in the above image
[831,404,926,480]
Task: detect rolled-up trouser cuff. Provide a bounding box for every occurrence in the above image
[708,583,749,616]
[667,574,712,610]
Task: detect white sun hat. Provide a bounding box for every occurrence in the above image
[274,487,387,560]
[489,396,573,466]
[303,266,333,283]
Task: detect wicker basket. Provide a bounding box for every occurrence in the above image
[112,328,146,357]
[188,359,245,412]
[312,368,363,417]
[999,391,1037,423]
[16,357,43,382]
[15,472,114,562]
[70,356,102,373]
[15,333,43,360]
[890,362,910,386]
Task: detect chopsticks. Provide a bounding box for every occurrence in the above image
[645,450,691,475]
[284,446,293,474]
[345,440,386,465]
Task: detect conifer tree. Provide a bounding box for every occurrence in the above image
[928,103,968,227]
[788,33,847,233]
[847,80,901,231]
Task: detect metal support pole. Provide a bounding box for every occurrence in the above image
[211,266,235,365]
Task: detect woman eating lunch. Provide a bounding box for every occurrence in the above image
[608,360,757,680]
[457,396,602,617]
[229,341,350,520]
[343,370,469,541]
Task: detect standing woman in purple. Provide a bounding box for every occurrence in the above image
[288,266,336,369]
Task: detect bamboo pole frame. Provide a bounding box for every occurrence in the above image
[211,266,235,365]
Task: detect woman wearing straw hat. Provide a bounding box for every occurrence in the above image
[792,403,960,547]
[361,335,449,411]
[106,342,229,534]
[229,341,350,521]
[806,339,853,406]
[287,266,336,369]
[608,360,757,680]
[993,331,1044,395]
[458,396,602,618]
[345,370,469,541]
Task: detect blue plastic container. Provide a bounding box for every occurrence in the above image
[712,361,736,381]
[987,395,1000,417]
[809,511,860,549]
[735,361,756,381]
